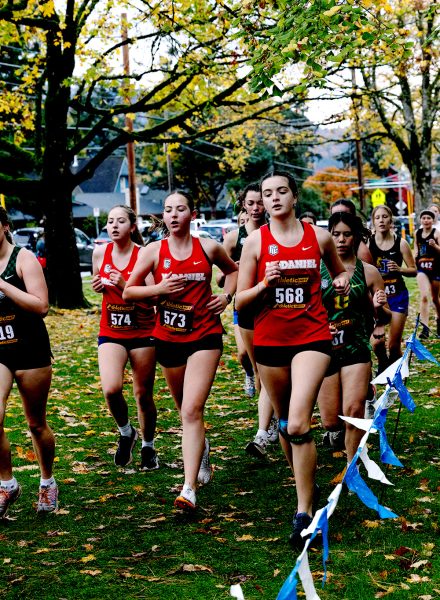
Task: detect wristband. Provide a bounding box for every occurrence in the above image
[223,293,233,304]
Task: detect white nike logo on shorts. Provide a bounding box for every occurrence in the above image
[5,275,14,280]
[302,246,312,251]
[194,261,202,265]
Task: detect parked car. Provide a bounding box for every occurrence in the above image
[191,229,215,240]
[190,218,207,231]
[94,227,111,247]
[197,221,237,242]
[12,226,94,271]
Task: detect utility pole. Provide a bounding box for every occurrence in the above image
[351,68,365,212]
[164,143,173,193]
[121,14,137,214]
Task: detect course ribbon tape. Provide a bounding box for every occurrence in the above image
[359,445,394,485]
[374,408,404,467]
[406,337,439,365]
[392,371,416,413]
[344,460,398,519]
[276,324,436,600]
[230,584,245,599]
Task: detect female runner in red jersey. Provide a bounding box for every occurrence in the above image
[236,171,350,548]
[92,206,158,470]
[124,191,238,510]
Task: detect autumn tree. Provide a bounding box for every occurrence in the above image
[141,107,320,216]
[236,0,438,211]
[0,0,292,307]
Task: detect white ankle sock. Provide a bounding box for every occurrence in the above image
[118,422,132,437]
[257,429,268,439]
[1,478,18,491]
[142,440,154,449]
[40,477,55,487]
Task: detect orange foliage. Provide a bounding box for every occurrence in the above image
[303,167,358,206]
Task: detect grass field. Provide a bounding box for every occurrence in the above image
[0,277,438,599]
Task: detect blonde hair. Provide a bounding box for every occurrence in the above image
[371,204,393,222]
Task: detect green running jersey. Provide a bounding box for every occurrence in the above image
[321,259,372,357]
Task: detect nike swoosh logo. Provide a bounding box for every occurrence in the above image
[389,252,396,255]
[193,261,202,265]
[302,246,312,251]
[4,275,14,280]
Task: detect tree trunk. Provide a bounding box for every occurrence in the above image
[43,187,86,308]
[410,153,433,214]
[40,31,87,308]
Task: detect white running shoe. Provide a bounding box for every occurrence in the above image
[37,484,59,513]
[267,417,279,443]
[244,375,256,398]
[245,432,268,458]
[197,438,213,485]
[174,484,196,510]
[0,484,22,518]
[364,384,377,419]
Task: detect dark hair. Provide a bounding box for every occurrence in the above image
[165,189,195,212]
[299,211,317,224]
[108,205,144,246]
[236,182,260,212]
[328,211,369,252]
[330,198,357,215]
[0,207,13,243]
[259,169,299,198]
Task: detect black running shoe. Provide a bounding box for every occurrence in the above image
[114,426,138,467]
[140,446,159,471]
[289,512,313,549]
[419,325,430,340]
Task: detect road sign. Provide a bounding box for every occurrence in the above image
[371,189,386,207]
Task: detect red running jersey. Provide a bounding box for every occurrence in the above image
[99,243,155,338]
[153,237,222,342]
[254,222,331,346]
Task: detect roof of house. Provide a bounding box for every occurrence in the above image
[72,189,167,218]
[73,156,126,193]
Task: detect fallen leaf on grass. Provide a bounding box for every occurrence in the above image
[411,560,429,569]
[363,520,380,528]
[406,574,430,583]
[14,465,39,472]
[167,564,213,575]
[119,571,162,581]
[15,447,37,462]
[80,569,101,576]
[330,468,346,484]
[394,546,414,556]
[375,590,395,598]
[147,516,166,523]
[80,554,96,563]
[236,535,254,542]
[421,543,434,556]
[273,569,281,577]
[3,558,11,564]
